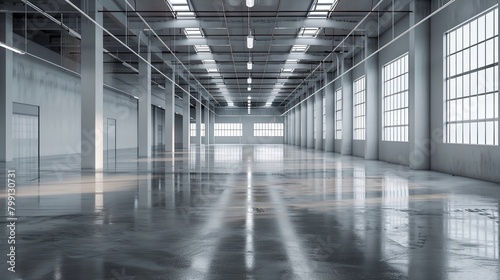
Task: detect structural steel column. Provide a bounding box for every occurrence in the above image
[307,91,314,149]
[315,81,324,150]
[209,109,215,144]
[138,38,152,158]
[300,95,307,148]
[182,86,190,149]
[295,105,301,146]
[0,14,13,162]
[165,71,175,152]
[195,93,202,146]
[80,1,104,169]
[365,37,379,160]
[325,71,335,152]
[204,100,210,145]
[409,0,431,170]
[341,58,353,155]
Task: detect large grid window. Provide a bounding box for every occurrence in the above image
[382,54,409,142]
[190,123,205,137]
[254,123,284,137]
[353,76,366,140]
[214,123,242,136]
[445,7,498,145]
[335,88,343,139]
[323,94,326,139]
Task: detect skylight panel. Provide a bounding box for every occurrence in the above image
[173,5,190,11]
[184,28,204,38]
[291,44,309,52]
[170,0,188,4]
[176,11,195,18]
[202,59,216,64]
[315,4,331,11]
[308,11,328,18]
[298,27,320,37]
[194,45,210,52]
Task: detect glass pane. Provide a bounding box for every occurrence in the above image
[463,74,470,97]
[470,96,478,120]
[470,19,478,45]
[478,42,486,68]
[470,45,478,70]
[486,67,495,93]
[457,123,463,143]
[486,121,494,145]
[464,123,470,144]
[478,95,486,119]
[478,15,486,42]
[471,122,478,144]
[486,10,495,39]
[478,121,486,144]
[478,69,486,94]
[463,97,470,120]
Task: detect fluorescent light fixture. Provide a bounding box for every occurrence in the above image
[247,31,254,49]
[206,68,219,72]
[194,45,210,52]
[246,0,254,8]
[281,68,295,73]
[248,96,252,99]
[184,28,204,38]
[228,101,234,107]
[247,77,252,84]
[286,59,298,64]
[247,86,251,91]
[265,101,272,107]
[0,41,25,54]
[247,60,253,70]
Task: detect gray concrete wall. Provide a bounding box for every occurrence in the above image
[214,114,284,145]
[12,51,138,157]
[377,14,411,165]
[430,0,500,182]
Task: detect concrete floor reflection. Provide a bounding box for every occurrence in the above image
[0,144,499,280]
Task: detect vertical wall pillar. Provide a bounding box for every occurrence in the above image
[0,14,13,162]
[307,91,314,149]
[294,105,302,146]
[164,71,175,152]
[341,58,353,155]
[300,95,307,147]
[80,1,104,169]
[182,86,190,149]
[365,37,379,160]
[315,81,324,150]
[138,38,152,158]
[409,0,431,170]
[204,101,210,145]
[288,109,295,145]
[325,71,335,152]
[195,94,202,146]
[210,109,215,144]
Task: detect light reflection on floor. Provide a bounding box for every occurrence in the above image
[0,144,499,280]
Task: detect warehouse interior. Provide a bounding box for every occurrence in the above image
[0,0,499,279]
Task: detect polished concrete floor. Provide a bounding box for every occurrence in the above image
[1,144,499,280]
